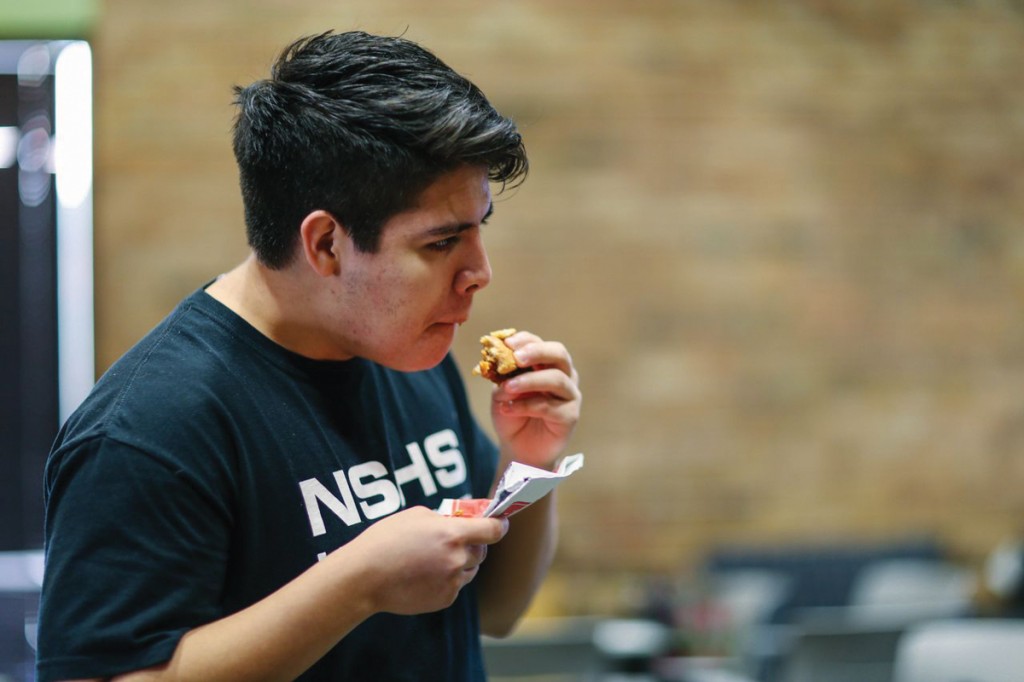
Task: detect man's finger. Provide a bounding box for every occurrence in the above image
[456,516,509,545]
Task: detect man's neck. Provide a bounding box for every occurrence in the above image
[206,255,351,361]
[205,255,281,337]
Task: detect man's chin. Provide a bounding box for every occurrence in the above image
[385,352,449,373]
[382,335,454,373]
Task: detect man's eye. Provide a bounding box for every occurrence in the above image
[427,236,459,252]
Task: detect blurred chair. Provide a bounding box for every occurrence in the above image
[778,621,906,682]
[592,617,674,669]
[482,616,604,681]
[892,619,1024,682]
[983,537,1024,618]
[653,655,762,682]
[711,569,793,632]
[844,558,975,625]
[700,538,962,682]
[779,558,976,682]
[706,569,793,679]
[483,616,679,681]
[0,550,44,681]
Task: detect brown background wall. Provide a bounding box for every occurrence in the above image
[89,0,1024,615]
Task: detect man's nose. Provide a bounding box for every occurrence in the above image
[456,234,492,295]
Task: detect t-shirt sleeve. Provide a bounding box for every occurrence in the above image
[36,436,233,681]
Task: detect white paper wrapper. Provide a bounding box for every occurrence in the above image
[438,453,584,519]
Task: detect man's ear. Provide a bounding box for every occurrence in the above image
[298,210,348,277]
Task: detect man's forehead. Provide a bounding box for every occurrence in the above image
[421,202,494,237]
[420,166,491,205]
[387,167,493,232]
[384,199,490,240]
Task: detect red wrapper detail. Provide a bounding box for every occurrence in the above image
[443,498,491,518]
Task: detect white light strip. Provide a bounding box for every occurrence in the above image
[0,126,16,168]
[54,41,95,421]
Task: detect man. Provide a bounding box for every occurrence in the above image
[36,31,581,681]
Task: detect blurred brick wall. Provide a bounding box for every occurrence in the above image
[92,0,1024,612]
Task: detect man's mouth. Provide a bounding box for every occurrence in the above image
[438,312,470,327]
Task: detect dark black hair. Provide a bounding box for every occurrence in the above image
[232,30,529,268]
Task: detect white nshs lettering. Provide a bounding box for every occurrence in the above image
[299,429,469,535]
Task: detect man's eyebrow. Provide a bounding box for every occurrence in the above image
[424,203,494,236]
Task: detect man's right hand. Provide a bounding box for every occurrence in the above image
[339,506,509,616]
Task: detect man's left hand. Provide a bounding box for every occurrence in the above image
[489,330,581,469]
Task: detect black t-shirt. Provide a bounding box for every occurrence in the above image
[36,288,499,681]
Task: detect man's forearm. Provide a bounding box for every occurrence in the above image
[476,492,559,637]
[107,545,379,682]
[86,506,507,682]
